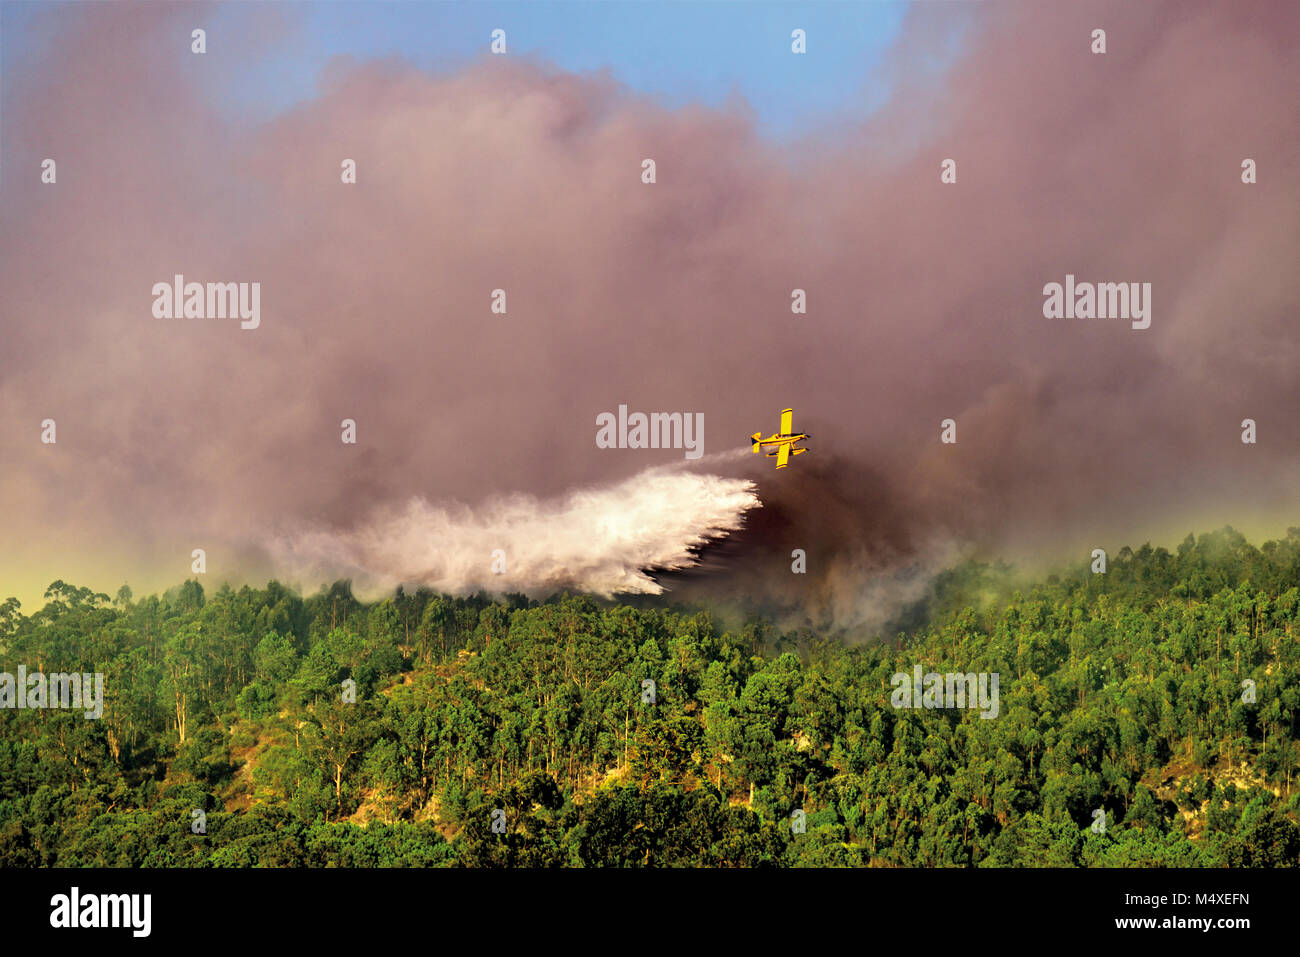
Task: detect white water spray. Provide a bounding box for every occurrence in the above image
[267,461,761,598]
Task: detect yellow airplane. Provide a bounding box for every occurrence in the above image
[750,408,810,469]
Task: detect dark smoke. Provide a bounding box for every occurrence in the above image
[0,1,1296,625]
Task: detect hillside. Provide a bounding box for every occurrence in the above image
[1,526,1298,867]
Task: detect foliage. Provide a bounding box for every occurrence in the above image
[2,527,1299,867]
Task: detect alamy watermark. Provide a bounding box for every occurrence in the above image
[596,405,704,459]
[1042,274,1150,329]
[151,275,261,330]
[890,665,999,719]
[50,887,150,937]
[0,667,103,719]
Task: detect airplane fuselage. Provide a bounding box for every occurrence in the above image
[750,408,810,468]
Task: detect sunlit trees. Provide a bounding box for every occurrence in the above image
[3,526,1300,866]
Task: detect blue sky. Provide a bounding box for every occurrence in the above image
[224,1,911,136]
[4,1,922,139]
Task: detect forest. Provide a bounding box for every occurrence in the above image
[1,526,1298,867]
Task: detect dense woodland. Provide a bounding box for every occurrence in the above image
[1,526,1299,867]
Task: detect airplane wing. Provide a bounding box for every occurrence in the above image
[780,408,793,436]
[776,444,790,469]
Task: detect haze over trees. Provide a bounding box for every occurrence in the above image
[0,526,1297,867]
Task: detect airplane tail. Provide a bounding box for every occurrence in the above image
[750,432,762,453]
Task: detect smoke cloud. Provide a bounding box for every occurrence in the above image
[1,1,1296,630]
